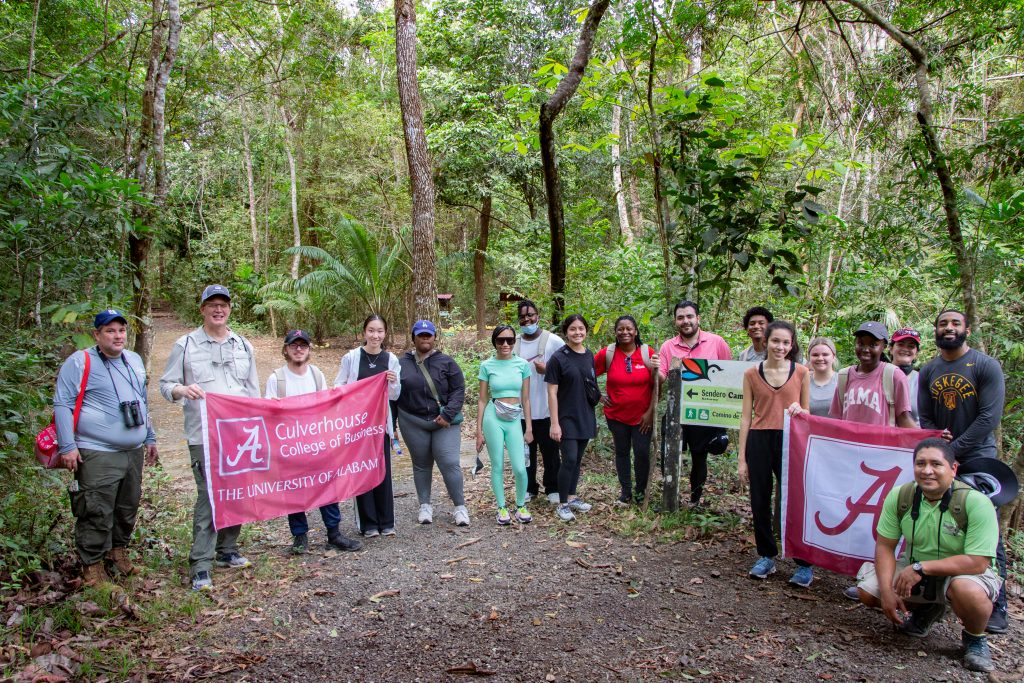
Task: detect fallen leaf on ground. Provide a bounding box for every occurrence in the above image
[369,590,400,603]
[488,608,499,621]
[565,540,585,548]
[689,577,704,585]
[309,611,321,624]
[468,578,484,583]
[75,602,103,617]
[446,662,497,676]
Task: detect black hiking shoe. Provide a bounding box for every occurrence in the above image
[986,606,1008,634]
[291,533,309,555]
[897,603,946,638]
[326,530,363,552]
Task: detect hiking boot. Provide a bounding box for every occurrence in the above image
[897,603,946,638]
[215,552,251,569]
[191,570,213,592]
[496,507,512,526]
[986,606,1008,635]
[106,547,139,576]
[453,505,471,527]
[748,557,776,580]
[789,566,814,588]
[418,503,433,524]
[363,528,380,538]
[843,585,862,601]
[291,533,309,555]
[556,504,575,522]
[614,495,631,508]
[515,506,532,524]
[326,530,362,552]
[82,562,111,587]
[962,630,994,672]
[568,498,592,512]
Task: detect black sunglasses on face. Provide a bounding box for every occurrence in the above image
[495,337,516,346]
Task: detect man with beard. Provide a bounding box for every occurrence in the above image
[657,301,731,507]
[918,309,1008,634]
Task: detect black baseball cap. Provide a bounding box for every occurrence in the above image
[284,329,311,345]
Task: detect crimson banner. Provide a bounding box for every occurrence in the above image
[781,413,942,576]
[200,373,388,530]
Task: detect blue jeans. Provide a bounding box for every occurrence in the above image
[287,503,341,536]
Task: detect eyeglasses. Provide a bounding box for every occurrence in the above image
[495,337,516,346]
[287,342,310,350]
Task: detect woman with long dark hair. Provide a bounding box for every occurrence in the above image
[545,314,598,522]
[595,315,659,505]
[738,320,811,585]
[476,325,534,525]
[335,315,402,537]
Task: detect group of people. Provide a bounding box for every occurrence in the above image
[52,287,1011,673]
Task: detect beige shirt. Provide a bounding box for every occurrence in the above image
[159,326,260,445]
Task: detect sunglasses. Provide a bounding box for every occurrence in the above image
[624,355,633,374]
[495,337,516,346]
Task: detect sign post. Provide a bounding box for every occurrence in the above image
[662,360,682,513]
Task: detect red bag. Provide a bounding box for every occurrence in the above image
[35,350,91,468]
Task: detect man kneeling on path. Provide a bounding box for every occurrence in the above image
[855,438,1002,673]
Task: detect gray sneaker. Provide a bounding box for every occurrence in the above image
[962,630,994,672]
[191,570,213,591]
[215,552,251,569]
[418,503,433,524]
[568,498,592,512]
[898,603,946,638]
[453,505,471,527]
[546,492,560,505]
[556,504,575,522]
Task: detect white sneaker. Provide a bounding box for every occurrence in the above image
[556,504,575,522]
[453,505,470,527]
[568,498,592,512]
[546,492,560,505]
[418,503,433,524]
[524,492,533,503]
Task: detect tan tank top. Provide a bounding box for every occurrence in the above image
[746,362,807,430]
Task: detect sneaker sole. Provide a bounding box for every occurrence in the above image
[215,561,251,569]
[515,516,532,524]
[748,568,776,580]
[788,578,813,588]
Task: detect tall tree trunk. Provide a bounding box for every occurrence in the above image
[474,195,492,340]
[129,0,181,370]
[395,0,438,322]
[838,0,978,331]
[539,0,610,322]
[610,96,633,245]
[279,106,301,280]
[624,112,644,229]
[240,95,261,273]
[645,36,673,309]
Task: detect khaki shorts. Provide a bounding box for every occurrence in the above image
[856,559,1002,605]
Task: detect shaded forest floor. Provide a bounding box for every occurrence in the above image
[3,312,1023,682]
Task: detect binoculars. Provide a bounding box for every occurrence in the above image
[120,400,144,428]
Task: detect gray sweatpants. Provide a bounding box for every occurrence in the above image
[188,444,241,576]
[397,409,465,507]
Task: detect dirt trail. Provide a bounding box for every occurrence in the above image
[145,314,1022,682]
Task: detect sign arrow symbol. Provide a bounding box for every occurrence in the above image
[686,388,697,398]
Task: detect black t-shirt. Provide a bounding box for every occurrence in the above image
[918,348,1005,462]
[544,346,597,440]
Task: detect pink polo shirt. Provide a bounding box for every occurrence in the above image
[658,331,732,378]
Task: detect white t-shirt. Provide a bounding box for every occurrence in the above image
[265,365,320,399]
[516,331,565,420]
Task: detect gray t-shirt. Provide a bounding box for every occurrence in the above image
[55,347,155,453]
[809,373,838,418]
[737,345,767,363]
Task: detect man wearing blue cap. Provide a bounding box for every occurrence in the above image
[55,309,158,586]
[160,285,260,591]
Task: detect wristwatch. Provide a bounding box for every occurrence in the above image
[912,562,926,577]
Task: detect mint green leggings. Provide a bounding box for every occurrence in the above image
[482,401,527,509]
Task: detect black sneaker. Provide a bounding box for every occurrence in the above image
[291,533,309,555]
[326,531,363,552]
[962,630,994,672]
[985,606,1008,635]
[897,603,946,638]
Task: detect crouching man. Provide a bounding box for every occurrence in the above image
[855,437,1002,673]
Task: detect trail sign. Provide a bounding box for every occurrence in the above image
[677,359,754,429]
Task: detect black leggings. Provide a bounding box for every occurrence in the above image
[745,429,809,565]
[606,418,652,499]
[557,438,589,504]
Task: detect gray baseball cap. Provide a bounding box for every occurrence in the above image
[855,321,888,341]
[200,284,231,304]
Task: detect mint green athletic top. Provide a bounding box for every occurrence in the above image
[478,356,530,399]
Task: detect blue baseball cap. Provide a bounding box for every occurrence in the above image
[201,284,231,304]
[94,309,128,328]
[412,320,437,337]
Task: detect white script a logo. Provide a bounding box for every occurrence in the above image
[215,416,271,476]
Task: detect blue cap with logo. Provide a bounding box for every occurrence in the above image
[201,284,231,304]
[94,309,128,328]
[411,320,437,337]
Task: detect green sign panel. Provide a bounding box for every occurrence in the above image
[677,359,755,429]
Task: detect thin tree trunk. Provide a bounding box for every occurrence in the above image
[610,97,633,245]
[837,0,978,331]
[539,0,611,322]
[280,106,301,280]
[474,195,492,340]
[624,112,644,228]
[240,95,261,272]
[645,36,673,310]
[129,0,181,370]
[395,0,438,322]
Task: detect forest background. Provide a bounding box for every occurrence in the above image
[1,0,1023,588]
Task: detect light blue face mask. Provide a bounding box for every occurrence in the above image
[521,323,539,335]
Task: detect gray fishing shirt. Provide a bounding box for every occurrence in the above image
[159,326,260,445]
[55,347,156,453]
